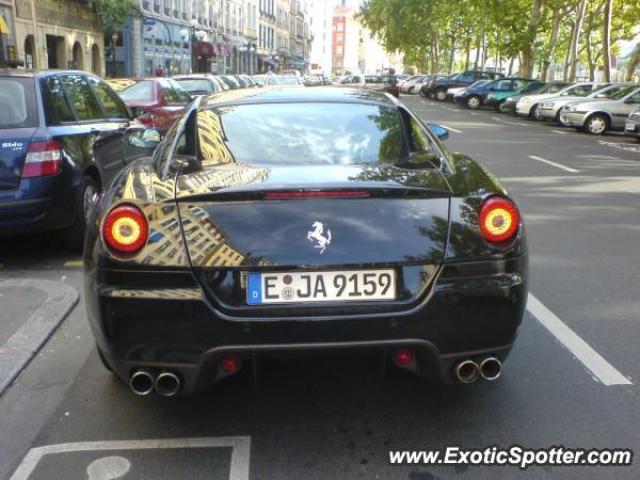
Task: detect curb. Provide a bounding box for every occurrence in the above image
[0,278,79,395]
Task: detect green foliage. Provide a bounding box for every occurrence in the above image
[88,0,139,30]
[358,0,640,78]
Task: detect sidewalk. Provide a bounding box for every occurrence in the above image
[0,278,78,395]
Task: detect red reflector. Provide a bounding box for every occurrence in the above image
[221,354,240,373]
[264,190,370,199]
[479,196,520,244]
[22,141,62,178]
[394,348,414,366]
[102,204,149,255]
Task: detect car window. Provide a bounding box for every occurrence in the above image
[205,103,407,166]
[269,76,301,86]
[365,76,381,84]
[60,75,103,121]
[119,81,154,102]
[408,117,432,153]
[513,80,530,89]
[567,84,593,96]
[169,80,192,103]
[350,76,362,84]
[88,77,129,119]
[175,78,215,94]
[0,77,38,128]
[494,80,513,91]
[627,90,640,103]
[458,73,475,82]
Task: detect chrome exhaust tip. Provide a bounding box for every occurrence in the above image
[154,371,181,397]
[479,357,502,381]
[453,360,480,383]
[129,369,154,396]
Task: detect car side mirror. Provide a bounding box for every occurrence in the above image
[427,123,449,141]
[128,128,161,150]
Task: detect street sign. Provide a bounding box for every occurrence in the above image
[143,18,156,26]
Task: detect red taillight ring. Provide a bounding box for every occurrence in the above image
[479,196,520,244]
[102,204,149,255]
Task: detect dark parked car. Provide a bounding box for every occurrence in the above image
[423,71,504,101]
[0,69,160,249]
[85,88,527,397]
[173,74,226,96]
[113,78,192,134]
[454,78,536,110]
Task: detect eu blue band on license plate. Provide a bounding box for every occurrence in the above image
[247,272,262,305]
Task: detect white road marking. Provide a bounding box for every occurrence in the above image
[491,116,529,127]
[551,129,569,135]
[87,456,131,480]
[528,294,632,386]
[528,155,579,173]
[9,437,252,480]
[439,124,463,133]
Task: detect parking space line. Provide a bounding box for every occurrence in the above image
[551,129,569,135]
[528,155,579,173]
[9,436,252,480]
[528,294,632,386]
[440,124,463,133]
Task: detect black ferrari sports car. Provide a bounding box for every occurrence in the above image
[84,87,527,397]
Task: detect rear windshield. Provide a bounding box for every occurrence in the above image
[175,79,214,94]
[544,83,569,94]
[0,77,38,129]
[119,81,154,102]
[207,103,406,165]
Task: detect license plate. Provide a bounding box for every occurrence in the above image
[247,269,396,305]
[626,121,635,131]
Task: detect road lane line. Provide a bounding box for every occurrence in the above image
[528,155,579,173]
[9,437,252,480]
[439,124,463,133]
[551,129,569,135]
[527,294,632,386]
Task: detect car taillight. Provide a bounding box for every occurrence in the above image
[22,140,62,178]
[102,204,149,255]
[479,196,520,244]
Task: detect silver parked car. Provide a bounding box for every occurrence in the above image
[624,108,640,140]
[515,83,602,119]
[537,83,623,122]
[559,85,640,135]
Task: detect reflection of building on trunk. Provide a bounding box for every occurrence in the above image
[178,164,270,194]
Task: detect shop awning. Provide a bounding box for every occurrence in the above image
[0,16,9,35]
[196,41,216,57]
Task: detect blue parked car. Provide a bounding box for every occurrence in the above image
[454,77,537,110]
[0,69,160,250]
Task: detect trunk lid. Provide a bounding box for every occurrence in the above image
[175,163,451,268]
[0,128,37,190]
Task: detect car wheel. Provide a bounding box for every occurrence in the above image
[585,114,608,135]
[466,95,481,110]
[530,105,541,120]
[498,102,511,114]
[435,89,447,101]
[63,175,99,252]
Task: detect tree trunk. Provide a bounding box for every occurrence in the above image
[602,0,613,82]
[520,0,544,77]
[626,43,640,81]
[449,34,456,73]
[585,29,595,80]
[464,35,472,70]
[541,10,562,81]
[569,0,588,81]
[473,33,482,70]
[563,19,577,80]
[508,55,516,76]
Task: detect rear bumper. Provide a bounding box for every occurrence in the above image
[85,255,528,394]
[0,175,73,236]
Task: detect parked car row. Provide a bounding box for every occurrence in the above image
[411,73,640,139]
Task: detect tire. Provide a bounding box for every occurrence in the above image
[494,101,505,112]
[498,102,511,114]
[530,104,541,120]
[63,175,100,252]
[584,114,608,135]
[466,95,481,110]
[435,88,448,101]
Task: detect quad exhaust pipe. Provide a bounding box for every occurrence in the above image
[154,371,181,397]
[129,369,155,396]
[453,357,502,383]
[129,369,182,396]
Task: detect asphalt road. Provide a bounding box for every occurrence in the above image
[1,94,639,480]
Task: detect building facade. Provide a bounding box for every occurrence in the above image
[307,0,332,74]
[9,0,104,73]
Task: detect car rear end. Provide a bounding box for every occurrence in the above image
[625,109,640,139]
[0,73,71,236]
[85,95,527,396]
